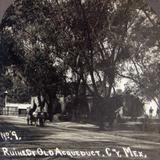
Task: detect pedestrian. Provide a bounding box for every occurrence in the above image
[149,106,153,118]
[157,108,160,119]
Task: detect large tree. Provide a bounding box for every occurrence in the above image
[1,0,131,96]
[117,4,160,107]
[0,0,65,120]
[2,0,159,126]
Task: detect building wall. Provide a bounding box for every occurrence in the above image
[3,106,18,116]
[3,103,30,116]
[144,100,158,117]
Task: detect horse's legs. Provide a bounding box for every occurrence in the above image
[35,118,38,126]
[30,119,33,125]
[27,119,30,125]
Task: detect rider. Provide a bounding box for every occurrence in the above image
[33,105,40,117]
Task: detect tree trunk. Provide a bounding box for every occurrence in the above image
[107,83,113,98]
[45,90,56,122]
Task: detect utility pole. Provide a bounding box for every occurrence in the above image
[4,90,8,115]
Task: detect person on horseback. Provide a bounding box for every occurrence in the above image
[27,95,44,126]
[27,98,38,125]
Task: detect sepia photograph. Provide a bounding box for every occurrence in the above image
[0,0,160,159]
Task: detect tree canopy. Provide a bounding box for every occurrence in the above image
[1,0,160,119]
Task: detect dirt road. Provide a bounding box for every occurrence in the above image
[0,115,160,160]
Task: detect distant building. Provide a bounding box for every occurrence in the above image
[143,100,158,117]
[3,103,30,116]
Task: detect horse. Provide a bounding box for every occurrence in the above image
[27,109,38,126]
[27,106,46,126]
[27,97,47,126]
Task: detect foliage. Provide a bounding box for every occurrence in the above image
[1,0,160,124]
[1,0,64,96]
[119,7,160,106]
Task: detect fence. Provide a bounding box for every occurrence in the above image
[2,108,18,116]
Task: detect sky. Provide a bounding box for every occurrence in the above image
[0,0,13,23]
[147,0,160,17]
